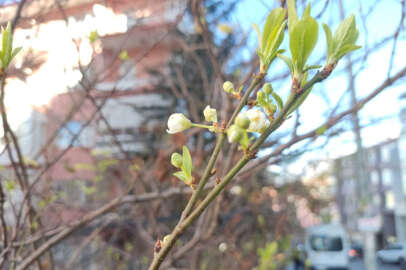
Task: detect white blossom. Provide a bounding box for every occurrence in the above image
[167,113,191,134]
[246,109,269,133]
[203,105,217,123]
[218,242,228,253]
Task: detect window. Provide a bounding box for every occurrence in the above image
[381,145,393,163]
[310,235,343,251]
[57,121,94,148]
[385,244,402,250]
[382,169,392,187]
[370,171,379,185]
[57,121,82,148]
[385,191,395,209]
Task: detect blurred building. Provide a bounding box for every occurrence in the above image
[334,105,406,246]
[0,0,185,268]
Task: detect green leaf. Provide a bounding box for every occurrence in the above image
[182,146,192,178]
[262,8,286,52]
[290,17,319,74]
[325,14,361,64]
[253,23,262,50]
[1,26,7,68]
[303,3,311,19]
[264,20,287,59]
[2,23,12,67]
[303,64,322,73]
[277,54,293,73]
[271,92,284,111]
[334,14,358,49]
[173,171,187,182]
[5,180,16,191]
[11,47,22,60]
[335,44,361,60]
[287,0,298,36]
[322,23,334,58]
[119,50,129,61]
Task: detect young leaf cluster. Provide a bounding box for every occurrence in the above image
[171,146,194,185]
[0,22,21,70]
[323,14,361,66]
[253,8,287,73]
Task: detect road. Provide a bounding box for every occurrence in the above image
[350,258,401,270]
[286,259,401,269]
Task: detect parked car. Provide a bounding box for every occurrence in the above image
[305,224,350,270]
[349,242,363,259]
[377,243,406,264]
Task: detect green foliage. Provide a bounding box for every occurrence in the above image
[4,179,16,191]
[97,159,118,172]
[271,92,284,111]
[254,8,287,72]
[256,236,293,270]
[323,14,361,65]
[119,50,129,61]
[0,22,21,70]
[284,1,319,81]
[257,241,278,270]
[88,30,99,44]
[172,146,194,185]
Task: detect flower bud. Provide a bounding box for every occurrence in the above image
[227,124,243,143]
[223,81,235,93]
[263,83,273,95]
[246,109,269,133]
[171,152,183,168]
[268,103,277,114]
[167,113,192,134]
[218,242,228,253]
[256,91,266,106]
[235,113,250,129]
[203,105,217,123]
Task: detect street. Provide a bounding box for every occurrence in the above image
[286,259,402,270]
[350,258,401,270]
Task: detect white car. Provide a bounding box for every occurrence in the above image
[377,243,406,264]
[305,224,350,270]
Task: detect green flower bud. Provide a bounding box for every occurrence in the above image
[223,81,235,93]
[263,83,273,95]
[268,103,277,114]
[235,113,250,129]
[256,91,266,107]
[227,125,243,143]
[171,152,183,168]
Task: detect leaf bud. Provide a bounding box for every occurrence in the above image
[171,153,183,168]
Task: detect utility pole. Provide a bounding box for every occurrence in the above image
[338,1,376,270]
